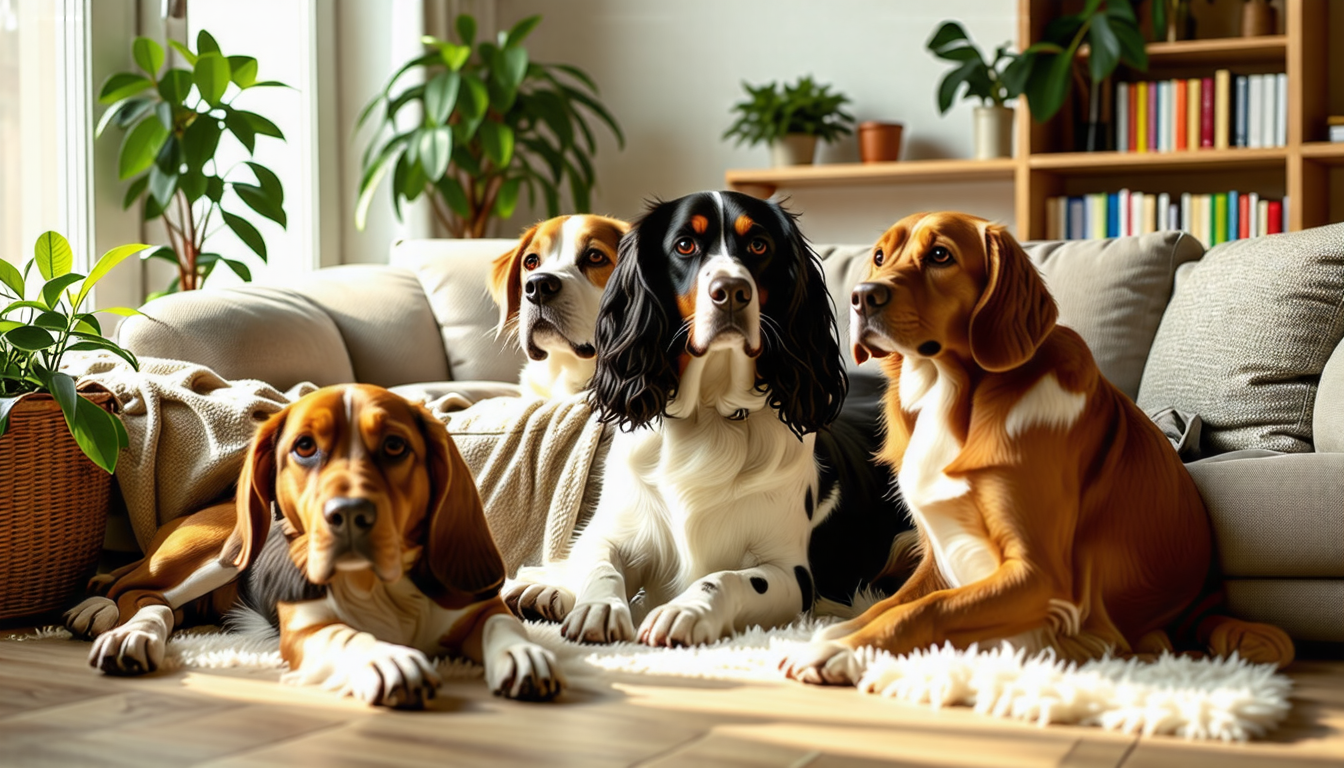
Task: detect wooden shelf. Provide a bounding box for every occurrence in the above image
[1078,35,1288,66]
[1029,148,1289,175]
[1300,142,1344,164]
[724,158,1016,197]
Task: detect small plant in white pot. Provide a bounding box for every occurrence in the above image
[723,76,855,167]
[926,22,1032,160]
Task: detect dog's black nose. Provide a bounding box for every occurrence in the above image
[524,274,562,304]
[323,497,376,534]
[709,276,752,311]
[852,283,890,314]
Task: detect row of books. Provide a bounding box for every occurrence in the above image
[1115,71,1287,153]
[1046,191,1289,245]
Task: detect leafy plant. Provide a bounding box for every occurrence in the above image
[357,14,624,239]
[95,31,289,298]
[1019,0,1152,124]
[926,22,1034,114]
[723,76,855,147]
[0,232,147,473]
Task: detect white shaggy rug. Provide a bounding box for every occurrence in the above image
[7,619,1291,743]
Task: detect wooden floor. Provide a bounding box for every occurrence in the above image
[0,635,1341,768]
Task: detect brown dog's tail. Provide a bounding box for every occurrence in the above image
[1196,615,1295,669]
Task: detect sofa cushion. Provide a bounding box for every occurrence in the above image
[1314,336,1344,453]
[1022,232,1204,400]
[390,239,528,385]
[815,244,878,373]
[1224,579,1344,642]
[1137,223,1344,454]
[294,265,451,388]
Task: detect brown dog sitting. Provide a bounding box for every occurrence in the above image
[782,212,1293,686]
[65,384,564,707]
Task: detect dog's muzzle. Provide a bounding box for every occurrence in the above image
[323,496,378,568]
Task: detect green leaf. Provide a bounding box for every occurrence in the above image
[354,133,412,230]
[41,273,84,310]
[418,125,452,180]
[1025,51,1075,123]
[182,115,223,170]
[558,83,624,148]
[530,90,574,148]
[927,21,970,52]
[67,393,124,474]
[0,396,20,436]
[1088,12,1121,84]
[197,30,220,55]
[43,369,78,430]
[98,73,152,105]
[502,15,542,48]
[237,110,283,140]
[228,55,258,88]
[194,52,232,106]
[34,231,73,280]
[552,63,598,94]
[206,175,225,203]
[455,14,476,47]
[141,246,177,264]
[423,71,461,125]
[439,42,471,72]
[96,96,151,138]
[122,175,149,210]
[222,211,267,260]
[32,310,66,330]
[148,163,178,208]
[0,259,23,299]
[221,258,252,282]
[434,175,470,217]
[456,72,490,137]
[223,109,256,153]
[2,299,48,316]
[91,306,143,317]
[168,39,198,66]
[75,242,149,310]
[937,59,977,114]
[73,313,102,335]
[245,80,289,89]
[157,68,193,104]
[500,46,529,90]
[493,177,521,219]
[479,121,514,168]
[233,183,287,227]
[4,326,56,351]
[245,161,284,205]
[133,37,165,79]
[1111,16,1148,69]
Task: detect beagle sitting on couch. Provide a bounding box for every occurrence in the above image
[783,212,1293,686]
[65,385,564,707]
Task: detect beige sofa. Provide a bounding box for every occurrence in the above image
[118,227,1344,643]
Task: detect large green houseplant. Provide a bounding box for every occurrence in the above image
[357,14,624,238]
[926,22,1035,159]
[96,31,289,297]
[723,76,855,166]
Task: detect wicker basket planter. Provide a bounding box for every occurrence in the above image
[0,390,118,621]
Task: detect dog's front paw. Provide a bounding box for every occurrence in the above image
[64,597,119,639]
[502,580,575,623]
[638,601,729,647]
[560,599,634,644]
[779,639,864,687]
[88,605,172,676]
[348,643,442,709]
[487,642,565,701]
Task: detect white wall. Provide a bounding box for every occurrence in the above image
[494,0,1018,244]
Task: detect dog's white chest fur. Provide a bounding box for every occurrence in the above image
[325,575,458,656]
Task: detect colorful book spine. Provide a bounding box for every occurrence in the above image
[1119,189,1131,237]
[1129,83,1139,151]
[1248,75,1264,148]
[1157,192,1171,231]
[1228,191,1240,241]
[1275,73,1288,146]
[1214,69,1231,150]
[1267,200,1283,234]
[1136,81,1149,153]
[1187,78,1202,151]
[1181,192,1193,232]
[1090,195,1107,240]
[1174,79,1187,151]
[1116,82,1129,152]
[1148,82,1159,152]
[1239,193,1252,239]
[1130,192,1144,238]
[1213,193,1228,244]
[1234,75,1249,148]
[1068,197,1085,240]
[1142,194,1157,234]
[1257,199,1270,237]
[1201,76,1215,148]
[1107,193,1120,237]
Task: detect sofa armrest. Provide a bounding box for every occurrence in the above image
[1314,336,1344,453]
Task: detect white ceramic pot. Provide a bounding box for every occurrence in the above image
[771,134,818,166]
[973,106,1014,160]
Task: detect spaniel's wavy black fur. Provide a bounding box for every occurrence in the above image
[590,192,847,438]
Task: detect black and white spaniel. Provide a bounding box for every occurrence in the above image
[503,191,850,645]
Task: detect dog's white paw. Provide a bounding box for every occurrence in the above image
[64,597,120,639]
[638,601,729,647]
[502,580,575,623]
[346,642,442,709]
[560,599,634,644]
[88,605,172,675]
[778,640,863,686]
[487,642,565,701]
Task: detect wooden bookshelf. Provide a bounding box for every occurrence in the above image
[724,0,1341,238]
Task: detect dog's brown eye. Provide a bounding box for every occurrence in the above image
[383,435,407,458]
[927,246,953,266]
[747,237,768,256]
[583,248,609,266]
[873,249,884,266]
[523,254,541,270]
[293,436,317,458]
[675,237,696,256]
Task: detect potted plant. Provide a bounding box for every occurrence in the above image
[723,76,855,167]
[926,22,1034,160]
[357,14,624,238]
[95,31,290,299]
[0,231,145,620]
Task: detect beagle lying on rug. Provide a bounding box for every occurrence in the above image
[783,212,1293,685]
[65,385,563,707]
[490,215,630,398]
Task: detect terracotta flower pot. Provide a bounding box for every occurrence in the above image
[770,134,818,166]
[858,121,904,163]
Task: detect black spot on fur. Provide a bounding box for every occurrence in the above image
[700,581,718,594]
[750,576,769,594]
[794,566,814,612]
[804,487,814,520]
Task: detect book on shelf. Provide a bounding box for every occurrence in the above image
[1201,76,1214,148]
[1330,116,1344,143]
[1276,74,1288,146]
[1214,69,1231,150]
[1113,70,1287,153]
[1174,80,1187,151]
[1046,190,1289,243]
[1234,75,1249,148]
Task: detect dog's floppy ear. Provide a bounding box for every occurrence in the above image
[488,224,537,335]
[969,224,1058,372]
[589,215,680,431]
[222,407,287,569]
[410,409,506,609]
[756,207,847,437]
